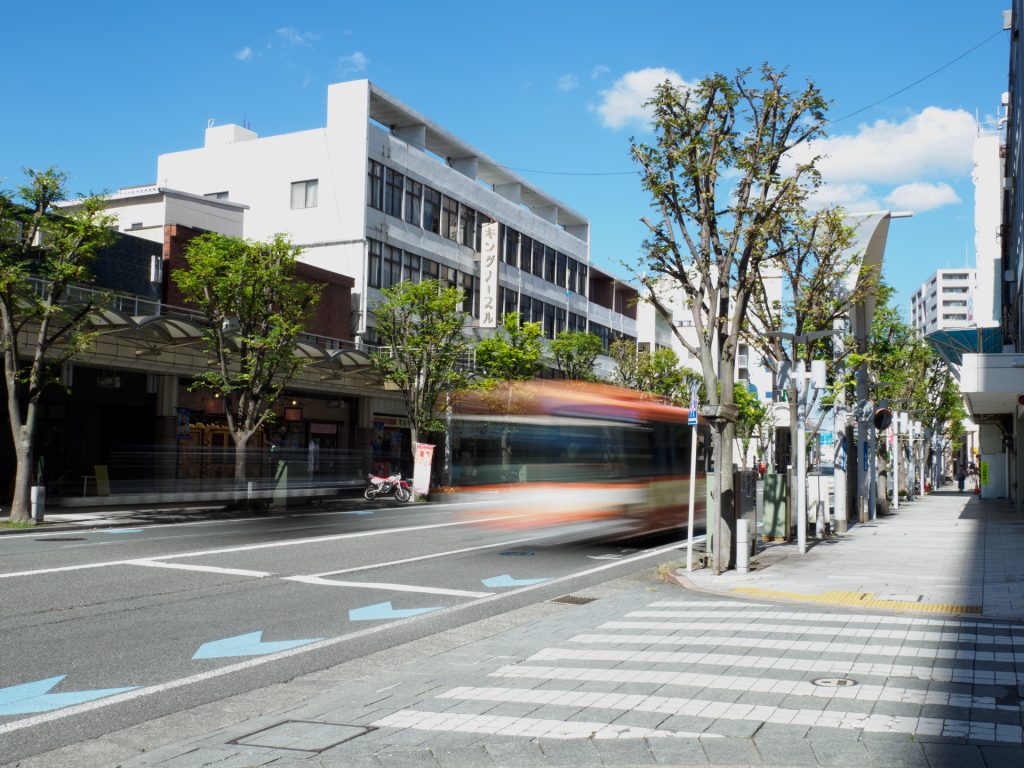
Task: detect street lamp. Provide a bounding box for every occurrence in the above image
[766,329,841,555]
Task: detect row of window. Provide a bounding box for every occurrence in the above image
[367,239,479,317]
[500,224,587,295]
[367,159,588,297]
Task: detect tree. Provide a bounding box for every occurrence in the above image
[608,339,701,402]
[733,382,769,470]
[0,168,114,522]
[369,280,470,475]
[173,232,321,486]
[475,312,543,383]
[550,331,602,381]
[631,65,828,572]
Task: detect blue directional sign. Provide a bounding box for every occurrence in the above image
[688,389,699,426]
[482,574,550,588]
[192,631,321,659]
[0,675,138,715]
[349,601,441,621]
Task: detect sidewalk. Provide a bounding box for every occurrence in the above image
[678,484,1024,621]
[8,485,1024,768]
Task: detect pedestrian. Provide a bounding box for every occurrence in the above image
[957,464,967,492]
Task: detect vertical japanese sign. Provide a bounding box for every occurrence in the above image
[413,442,435,495]
[479,221,499,328]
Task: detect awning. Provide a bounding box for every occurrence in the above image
[925,327,1003,367]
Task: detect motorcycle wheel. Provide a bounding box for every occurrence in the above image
[364,487,378,500]
[394,485,411,503]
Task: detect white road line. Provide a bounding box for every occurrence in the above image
[370,709,715,740]
[585,623,1024,646]
[309,536,540,577]
[0,513,536,580]
[642,604,1008,629]
[507,651,1024,686]
[533,643,1024,665]
[282,575,493,598]
[0,538,687,735]
[434,686,1024,744]
[127,561,273,578]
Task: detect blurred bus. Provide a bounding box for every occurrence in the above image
[451,381,708,542]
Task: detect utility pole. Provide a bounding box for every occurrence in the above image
[832,318,848,534]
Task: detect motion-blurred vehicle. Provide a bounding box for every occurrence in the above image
[451,381,708,542]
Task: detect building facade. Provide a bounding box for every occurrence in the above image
[910,268,978,336]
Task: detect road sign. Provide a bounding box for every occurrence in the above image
[819,433,834,446]
[687,392,699,426]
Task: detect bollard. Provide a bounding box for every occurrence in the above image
[30,485,45,523]
[736,518,750,574]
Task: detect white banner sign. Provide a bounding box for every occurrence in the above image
[413,442,435,495]
[479,221,499,328]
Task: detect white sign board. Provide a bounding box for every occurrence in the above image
[479,222,499,328]
[413,442,435,495]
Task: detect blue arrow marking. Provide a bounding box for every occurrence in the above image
[349,601,440,621]
[0,675,138,715]
[482,574,550,588]
[341,510,374,516]
[105,528,144,534]
[192,631,322,659]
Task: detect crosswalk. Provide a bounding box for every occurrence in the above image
[369,595,1024,745]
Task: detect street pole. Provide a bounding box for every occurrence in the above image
[796,359,807,555]
[868,419,877,521]
[686,385,699,572]
[856,370,870,523]
[832,319,847,534]
[892,420,900,511]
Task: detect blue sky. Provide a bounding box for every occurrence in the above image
[1,1,1011,318]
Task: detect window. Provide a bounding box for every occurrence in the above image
[382,245,402,289]
[544,303,556,339]
[441,197,459,241]
[500,287,519,317]
[404,179,422,226]
[367,161,384,210]
[520,235,533,273]
[384,169,404,218]
[567,259,578,294]
[555,307,566,335]
[532,240,544,278]
[475,213,490,253]
[555,252,567,288]
[459,205,476,249]
[502,226,519,267]
[204,191,229,200]
[403,251,421,283]
[290,179,318,209]
[460,272,477,317]
[368,239,382,288]
[544,246,556,283]
[441,265,458,292]
[578,264,588,297]
[422,258,439,283]
[423,187,441,233]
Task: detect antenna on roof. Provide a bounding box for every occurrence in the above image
[243,113,251,130]
[207,118,215,129]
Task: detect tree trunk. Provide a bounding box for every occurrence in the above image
[10,441,33,523]
[717,420,736,571]
[233,431,250,488]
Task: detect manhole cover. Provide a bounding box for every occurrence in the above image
[228,720,375,753]
[812,678,858,688]
[35,537,87,542]
[548,594,598,605]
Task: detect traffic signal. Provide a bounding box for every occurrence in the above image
[873,404,893,431]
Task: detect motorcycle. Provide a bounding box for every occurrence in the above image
[364,472,412,502]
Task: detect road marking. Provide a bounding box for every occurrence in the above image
[309,536,539,577]
[0,513,540,580]
[0,538,688,735]
[370,709,714,740]
[621,607,1006,628]
[192,631,322,659]
[128,561,273,578]
[482,574,549,588]
[283,575,493,598]
[729,586,982,614]
[349,602,441,621]
[430,686,1024,744]
[0,676,138,716]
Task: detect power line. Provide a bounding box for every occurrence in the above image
[498,28,1007,177]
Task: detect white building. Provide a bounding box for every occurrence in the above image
[910,268,978,336]
[152,79,637,350]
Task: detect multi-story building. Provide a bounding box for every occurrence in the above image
[910,268,978,336]
[152,79,637,353]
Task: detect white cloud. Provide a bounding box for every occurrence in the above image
[557,74,579,92]
[807,182,881,213]
[591,64,610,80]
[338,51,368,73]
[276,26,317,47]
[594,67,695,130]
[794,107,976,185]
[234,46,253,61]
[884,181,961,212]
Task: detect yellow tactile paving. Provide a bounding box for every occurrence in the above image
[729,587,981,614]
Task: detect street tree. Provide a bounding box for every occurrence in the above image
[0,167,114,522]
[475,312,544,383]
[550,331,602,381]
[608,338,701,402]
[631,65,828,571]
[369,280,470,474]
[733,382,770,471]
[173,232,321,486]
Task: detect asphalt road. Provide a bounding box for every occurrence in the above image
[0,497,699,763]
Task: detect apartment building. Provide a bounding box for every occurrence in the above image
[910,268,977,336]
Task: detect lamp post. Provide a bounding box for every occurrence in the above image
[766,329,841,555]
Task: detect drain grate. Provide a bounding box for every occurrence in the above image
[812,678,858,688]
[548,594,599,605]
[228,720,375,753]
